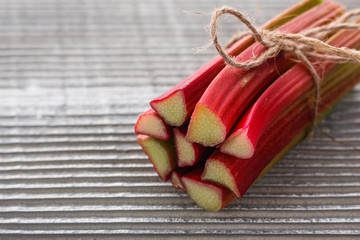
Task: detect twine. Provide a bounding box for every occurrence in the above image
[210,7,360,137]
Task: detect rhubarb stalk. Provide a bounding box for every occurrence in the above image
[220,28,360,158]
[202,64,360,197]
[186,1,344,146]
[150,0,322,127]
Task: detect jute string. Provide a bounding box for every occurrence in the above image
[210,7,360,138]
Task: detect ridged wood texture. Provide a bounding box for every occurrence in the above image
[0,0,359,239]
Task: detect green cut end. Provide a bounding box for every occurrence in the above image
[171,172,184,190]
[174,129,195,167]
[151,91,187,127]
[202,159,240,197]
[135,114,168,140]
[220,130,254,159]
[187,103,226,147]
[182,177,222,212]
[137,135,176,181]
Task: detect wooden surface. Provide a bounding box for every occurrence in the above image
[0,0,359,239]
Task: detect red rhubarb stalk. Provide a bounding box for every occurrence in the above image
[135,109,172,140]
[182,64,359,210]
[186,1,344,146]
[150,0,323,127]
[173,125,213,167]
[137,134,177,181]
[220,28,360,158]
[202,65,360,197]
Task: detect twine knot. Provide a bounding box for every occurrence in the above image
[210,6,360,137]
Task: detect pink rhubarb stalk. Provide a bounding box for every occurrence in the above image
[150,0,323,127]
[220,28,360,158]
[181,64,359,210]
[202,65,360,197]
[186,1,344,146]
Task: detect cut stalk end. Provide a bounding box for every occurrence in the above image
[186,103,226,146]
[220,130,255,159]
[171,171,185,190]
[136,135,176,181]
[151,91,187,127]
[173,128,196,167]
[202,159,240,197]
[182,177,223,211]
[135,110,170,140]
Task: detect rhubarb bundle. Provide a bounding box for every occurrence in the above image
[135,0,360,211]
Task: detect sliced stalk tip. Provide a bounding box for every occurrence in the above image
[220,130,254,159]
[182,177,223,211]
[186,103,226,147]
[135,109,170,140]
[174,128,196,167]
[137,135,177,181]
[202,159,240,197]
[151,91,187,127]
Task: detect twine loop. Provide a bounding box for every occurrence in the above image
[210,7,360,137]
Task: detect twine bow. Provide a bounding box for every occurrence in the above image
[210,7,360,137]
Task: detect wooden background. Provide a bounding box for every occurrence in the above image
[0,0,359,239]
